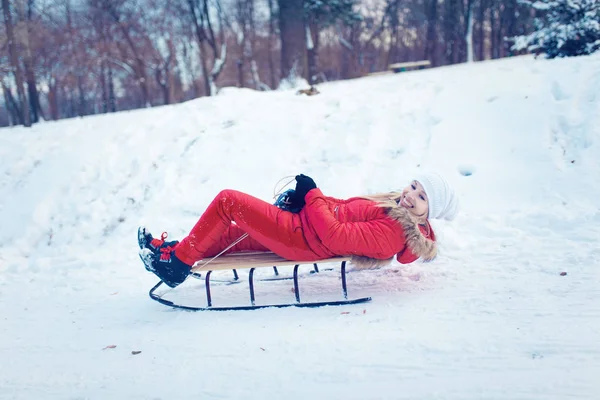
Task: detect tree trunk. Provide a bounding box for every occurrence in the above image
[341,38,352,79]
[465,0,474,62]
[501,0,517,57]
[188,0,211,96]
[277,0,305,85]
[443,0,462,64]
[155,68,170,105]
[237,60,244,87]
[182,40,199,98]
[234,0,246,88]
[490,0,498,58]
[245,0,266,90]
[2,0,31,126]
[77,74,86,116]
[108,65,116,112]
[66,88,75,118]
[424,0,438,65]
[100,61,108,113]
[198,40,211,96]
[306,24,318,84]
[2,83,12,126]
[1,81,18,125]
[236,55,245,87]
[205,0,226,95]
[443,0,455,64]
[208,43,227,95]
[155,41,173,105]
[386,0,401,65]
[23,61,40,122]
[106,6,150,107]
[17,0,42,123]
[478,0,486,60]
[267,0,277,89]
[48,76,59,120]
[172,69,183,103]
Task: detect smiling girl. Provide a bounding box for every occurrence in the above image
[138,173,460,288]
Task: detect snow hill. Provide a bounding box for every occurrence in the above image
[1,53,599,399]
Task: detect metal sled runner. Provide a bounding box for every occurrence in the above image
[149,252,372,311]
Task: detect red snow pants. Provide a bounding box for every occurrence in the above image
[174,190,322,265]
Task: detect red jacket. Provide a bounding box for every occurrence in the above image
[174,189,438,267]
[299,189,437,265]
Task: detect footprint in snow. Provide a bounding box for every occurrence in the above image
[457,165,476,177]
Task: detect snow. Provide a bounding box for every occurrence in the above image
[1,53,600,399]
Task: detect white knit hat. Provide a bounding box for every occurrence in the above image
[414,173,459,221]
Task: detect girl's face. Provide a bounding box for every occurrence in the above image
[400,180,429,220]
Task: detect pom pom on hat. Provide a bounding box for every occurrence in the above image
[414,173,459,221]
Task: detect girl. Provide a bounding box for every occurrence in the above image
[138,173,459,288]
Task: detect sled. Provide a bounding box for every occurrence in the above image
[149,252,372,311]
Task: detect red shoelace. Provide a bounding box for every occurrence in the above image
[150,231,169,249]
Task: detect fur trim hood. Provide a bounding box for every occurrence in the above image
[351,206,437,270]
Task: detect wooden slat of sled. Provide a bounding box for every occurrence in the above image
[192,252,351,272]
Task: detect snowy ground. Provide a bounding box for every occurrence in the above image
[1,54,599,400]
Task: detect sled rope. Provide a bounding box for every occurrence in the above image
[191,232,249,272]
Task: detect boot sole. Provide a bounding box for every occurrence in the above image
[139,248,157,273]
[137,226,148,250]
[139,248,187,288]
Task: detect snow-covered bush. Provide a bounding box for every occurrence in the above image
[512,0,600,58]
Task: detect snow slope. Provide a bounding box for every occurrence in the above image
[1,54,599,399]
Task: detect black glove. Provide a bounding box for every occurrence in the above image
[294,174,317,200]
[286,174,317,211]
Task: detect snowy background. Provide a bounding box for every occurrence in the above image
[1,53,599,399]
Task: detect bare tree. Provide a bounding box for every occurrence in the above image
[222,0,254,88]
[477,0,486,60]
[2,0,31,126]
[15,0,43,122]
[424,0,439,65]
[305,0,361,84]
[277,0,305,86]
[489,0,500,58]
[89,3,117,113]
[181,39,201,98]
[187,0,227,96]
[143,0,183,105]
[352,0,390,73]
[384,0,401,65]
[1,75,19,125]
[266,0,277,88]
[464,0,474,62]
[0,0,543,127]
[94,0,152,107]
[500,0,518,57]
[65,0,88,116]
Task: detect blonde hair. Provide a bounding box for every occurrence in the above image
[359,191,403,210]
[360,190,429,224]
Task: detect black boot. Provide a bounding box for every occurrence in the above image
[139,246,191,288]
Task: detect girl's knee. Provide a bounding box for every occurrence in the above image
[216,189,247,206]
[217,189,240,200]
